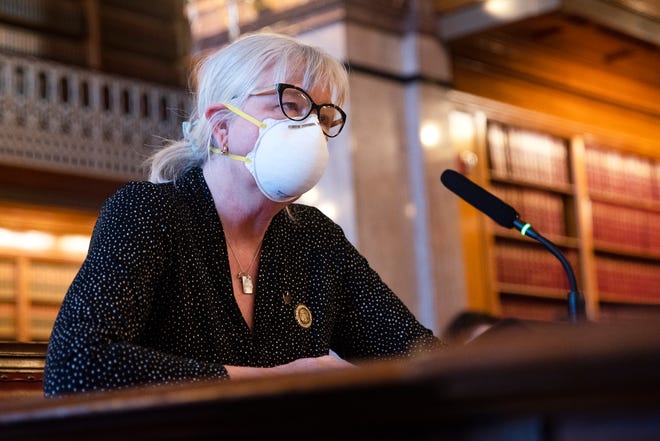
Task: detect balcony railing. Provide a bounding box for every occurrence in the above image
[0,52,190,180]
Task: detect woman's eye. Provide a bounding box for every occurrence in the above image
[282,101,305,117]
[282,102,299,111]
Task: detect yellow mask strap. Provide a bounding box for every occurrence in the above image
[209,146,251,163]
[208,102,266,163]
[224,103,267,129]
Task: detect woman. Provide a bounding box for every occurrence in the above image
[44,32,440,396]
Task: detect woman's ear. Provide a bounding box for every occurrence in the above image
[205,104,228,148]
[204,104,226,121]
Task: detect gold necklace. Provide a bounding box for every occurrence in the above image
[226,237,262,295]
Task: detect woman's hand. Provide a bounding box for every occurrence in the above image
[272,354,354,374]
[225,355,353,380]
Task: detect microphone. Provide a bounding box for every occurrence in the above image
[440,169,519,229]
[440,169,585,322]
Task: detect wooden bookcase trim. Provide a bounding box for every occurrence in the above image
[589,192,660,213]
[494,231,579,249]
[490,174,573,196]
[498,284,569,301]
[593,243,660,263]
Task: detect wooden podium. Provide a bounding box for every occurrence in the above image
[1,321,660,441]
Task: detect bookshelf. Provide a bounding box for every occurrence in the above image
[584,145,660,320]
[0,252,82,342]
[484,121,582,321]
[460,106,660,323]
[0,202,93,342]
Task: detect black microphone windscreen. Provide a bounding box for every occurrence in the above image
[440,169,519,229]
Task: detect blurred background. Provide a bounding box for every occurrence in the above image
[1,0,659,341]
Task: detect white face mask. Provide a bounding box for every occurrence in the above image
[212,103,329,203]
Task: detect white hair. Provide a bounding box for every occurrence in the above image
[147,32,349,183]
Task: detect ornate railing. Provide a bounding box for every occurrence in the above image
[0,52,190,180]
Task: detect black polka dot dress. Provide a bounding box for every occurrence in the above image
[44,167,440,396]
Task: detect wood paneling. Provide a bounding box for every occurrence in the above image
[0,342,47,401]
[3,322,660,440]
[451,57,660,157]
[447,11,660,157]
[0,0,190,86]
[449,17,660,116]
[0,164,124,213]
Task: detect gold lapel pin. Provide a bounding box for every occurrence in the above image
[295,304,312,329]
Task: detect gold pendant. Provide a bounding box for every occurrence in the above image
[238,272,254,295]
[295,304,312,328]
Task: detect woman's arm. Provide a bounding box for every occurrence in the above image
[44,183,231,395]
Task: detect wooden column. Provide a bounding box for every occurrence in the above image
[83,0,102,69]
[14,257,30,342]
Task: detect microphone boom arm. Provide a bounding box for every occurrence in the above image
[512,219,585,322]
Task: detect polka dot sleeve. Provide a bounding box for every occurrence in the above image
[43,182,228,396]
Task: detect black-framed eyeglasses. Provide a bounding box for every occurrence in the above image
[250,83,346,137]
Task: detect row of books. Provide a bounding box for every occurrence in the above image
[592,201,660,253]
[499,295,569,322]
[0,258,14,302]
[0,257,77,341]
[30,304,60,341]
[0,260,76,303]
[495,242,579,291]
[586,145,660,201]
[0,303,59,342]
[0,303,15,340]
[488,122,570,186]
[29,260,78,304]
[598,303,660,323]
[596,256,660,302]
[491,184,566,237]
